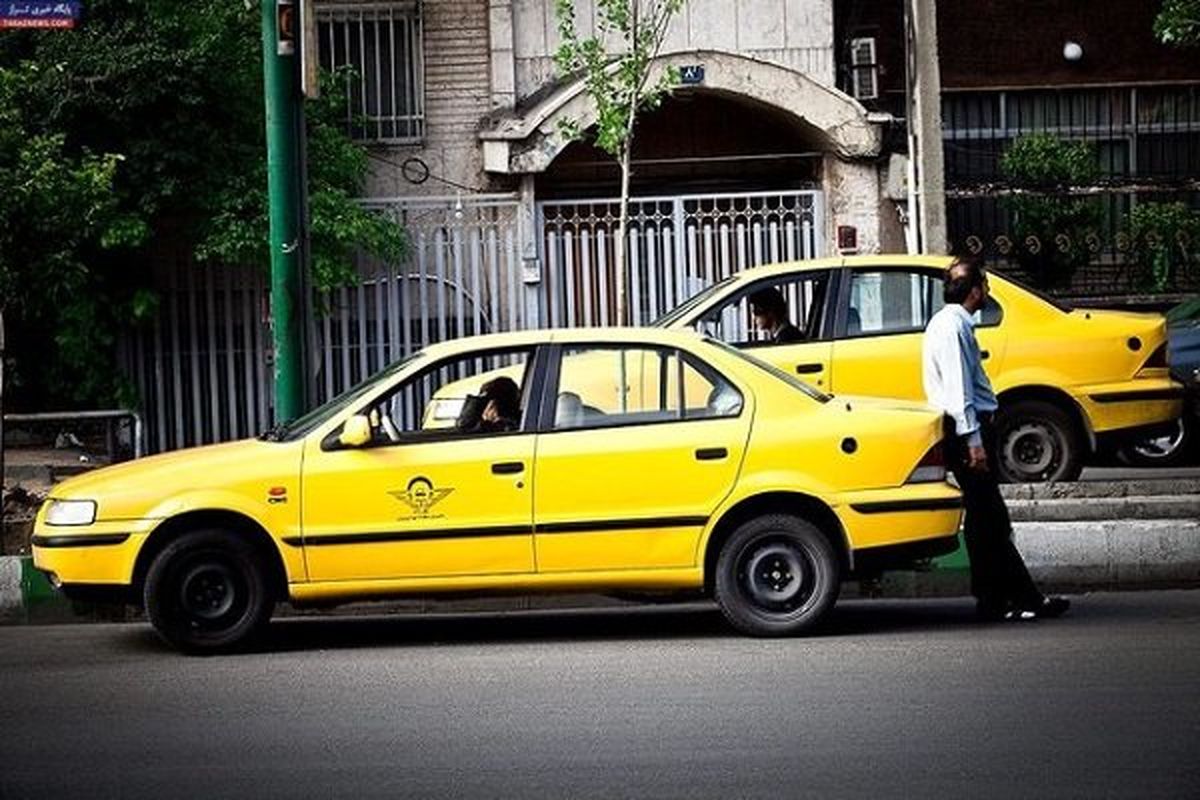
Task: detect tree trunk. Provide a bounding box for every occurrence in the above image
[615,141,632,326]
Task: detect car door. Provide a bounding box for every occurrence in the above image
[299,347,539,582]
[693,270,836,390]
[830,266,1006,400]
[532,344,751,573]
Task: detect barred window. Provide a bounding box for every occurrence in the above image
[316,2,424,143]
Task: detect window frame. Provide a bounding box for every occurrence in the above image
[537,343,745,434]
[315,1,426,145]
[320,344,548,451]
[849,37,879,101]
[832,267,1004,341]
[690,269,837,348]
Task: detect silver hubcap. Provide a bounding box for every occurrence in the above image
[1132,419,1186,459]
[1002,422,1061,479]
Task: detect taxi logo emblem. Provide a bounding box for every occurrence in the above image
[390,476,453,519]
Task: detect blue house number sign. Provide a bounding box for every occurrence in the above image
[680,65,705,85]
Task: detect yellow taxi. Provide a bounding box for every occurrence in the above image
[657,255,1184,482]
[33,328,960,652]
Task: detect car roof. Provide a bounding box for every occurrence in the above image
[725,254,957,283]
[417,327,710,359]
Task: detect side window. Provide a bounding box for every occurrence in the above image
[358,348,534,443]
[697,272,830,346]
[846,270,942,336]
[977,297,1003,327]
[552,347,742,430]
[681,355,743,419]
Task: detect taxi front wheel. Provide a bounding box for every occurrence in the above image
[714,515,840,637]
[144,530,274,654]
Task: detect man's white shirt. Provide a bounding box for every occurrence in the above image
[922,303,998,448]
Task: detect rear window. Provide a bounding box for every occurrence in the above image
[706,339,831,403]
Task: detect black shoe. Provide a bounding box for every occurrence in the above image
[1004,609,1038,622]
[1038,596,1071,618]
[976,601,1007,622]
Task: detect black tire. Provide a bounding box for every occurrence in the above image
[1118,416,1193,468]
[143,529,274,654]
[713,514,840,637]
[994,400,1083,483]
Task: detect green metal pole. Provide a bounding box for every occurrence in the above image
[261,0,304,423]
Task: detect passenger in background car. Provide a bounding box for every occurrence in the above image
[749,287,805,344]
[923,256,1070,622]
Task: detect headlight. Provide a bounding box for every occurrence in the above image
[45,499,97,526]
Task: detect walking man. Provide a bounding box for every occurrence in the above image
[923,257,1070,621]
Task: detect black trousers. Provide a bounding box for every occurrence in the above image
[945,416,1044,611]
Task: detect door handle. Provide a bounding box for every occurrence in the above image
[795,363,824,374]
[981,350,990,360]
[695,447,728,461]
[491,461,525,475]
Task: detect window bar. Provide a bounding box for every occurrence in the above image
[1172,87,1181,180]
[342,16,353,134]
[1130,88,1139,177]
[374,9,384,140]
[406,14,416,138]
[398,15,410,138]
[390,11,400,140]
[415,8,425,138]
[357,11,369,140]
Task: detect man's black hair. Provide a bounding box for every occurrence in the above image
[944,257,986,305]
[749,287,788,317]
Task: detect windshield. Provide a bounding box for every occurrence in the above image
[707,338,831,403]
[652,276,738,327]
[263,352,424,441]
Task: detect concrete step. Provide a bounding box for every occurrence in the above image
[1001,478,1200,501]
[1008,495,1200,522]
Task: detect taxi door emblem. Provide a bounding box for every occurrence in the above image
[390,476,453,518]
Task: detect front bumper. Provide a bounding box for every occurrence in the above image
[31,521,150,588]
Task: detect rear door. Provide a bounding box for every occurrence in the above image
[830,266,1005,400]
[532,344,751,573]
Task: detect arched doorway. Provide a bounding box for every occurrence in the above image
[536,91,830,326]
[537,91,824,199]
[479,50,884,326]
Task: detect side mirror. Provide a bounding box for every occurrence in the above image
[338,415,373,448]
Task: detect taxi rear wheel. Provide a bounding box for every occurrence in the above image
[714,515,839,637]
[144,529,273,654]
[995,400,1083,483]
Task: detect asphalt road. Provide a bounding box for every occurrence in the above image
[2,591,1198,800]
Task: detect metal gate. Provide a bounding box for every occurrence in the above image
[538,190,824,326]
[123,195,522,453]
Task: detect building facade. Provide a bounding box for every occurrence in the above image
[837,0,1200,298]
[316,0,905,326]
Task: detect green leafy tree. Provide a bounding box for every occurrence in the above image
[999,133,1102,289]
[0,1,404,410]
[1155,0,1200,46]
[1128,201,1200,292]
[553,0,684,324]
